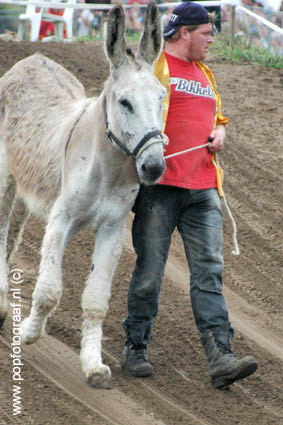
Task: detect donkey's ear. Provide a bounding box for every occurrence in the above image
[105,6,127,69]
[136,3,163,65]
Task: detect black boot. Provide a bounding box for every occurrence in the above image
[121,342,154,377]
[201,330,258,389]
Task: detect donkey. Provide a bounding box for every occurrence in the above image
[0,4,167,388]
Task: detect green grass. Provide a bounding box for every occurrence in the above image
[75,32,104,42]
[75,30,141,43]
[211,33,283,69]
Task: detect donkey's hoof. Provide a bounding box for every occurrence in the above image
[20,317,42,344]
[87,365,112,389]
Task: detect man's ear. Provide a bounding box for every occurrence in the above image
[180,26,190,40]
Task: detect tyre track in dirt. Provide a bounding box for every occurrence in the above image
[219,139,283,331]
[224,148,283,226]
[172,365,283,420]
[1,314,166,425]
[1,312,212,425]
[103,348,213,425]
[105,343,283,423]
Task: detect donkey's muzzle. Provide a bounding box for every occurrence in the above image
[138,152,165,185]
[141,160,165,182]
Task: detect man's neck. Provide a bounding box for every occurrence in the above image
[164,42,193,63]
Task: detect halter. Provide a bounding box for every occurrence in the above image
[103,96,165,162]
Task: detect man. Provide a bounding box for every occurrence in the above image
[121,2,258,389]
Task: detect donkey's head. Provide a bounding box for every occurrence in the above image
[104,3,166,185]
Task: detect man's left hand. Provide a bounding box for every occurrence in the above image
[207,125,225,153]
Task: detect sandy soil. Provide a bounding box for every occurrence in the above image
[0,38,283,425]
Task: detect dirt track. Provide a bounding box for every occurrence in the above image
[0,39,283,425]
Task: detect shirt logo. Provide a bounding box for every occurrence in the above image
[170,77,215,98]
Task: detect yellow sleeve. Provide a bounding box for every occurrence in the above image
[195,61,228,127]
[196,61,227,197]
[154,51,170,132]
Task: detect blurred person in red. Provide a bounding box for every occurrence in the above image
[39,7,66,40]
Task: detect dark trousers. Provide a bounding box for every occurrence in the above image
[123,185,234,348]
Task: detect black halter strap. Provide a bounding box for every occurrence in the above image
[103,96,163,162]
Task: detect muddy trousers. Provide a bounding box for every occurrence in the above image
[123,185,234,349]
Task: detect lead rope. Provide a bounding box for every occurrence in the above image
[164,142,210,160]
[164,145,240,256]
[214,154,240,256]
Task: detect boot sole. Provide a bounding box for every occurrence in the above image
[212,360,258,389]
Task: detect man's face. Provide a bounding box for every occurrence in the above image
[185,23,213,61]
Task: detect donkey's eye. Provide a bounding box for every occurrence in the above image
[119,98,133,113]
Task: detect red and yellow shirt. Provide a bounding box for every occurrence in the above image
[154,51,228,195]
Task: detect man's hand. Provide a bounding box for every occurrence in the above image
[207,125,225,153]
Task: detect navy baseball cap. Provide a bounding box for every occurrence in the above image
[163,2,210,38]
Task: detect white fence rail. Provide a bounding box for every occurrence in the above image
[238,4,283,35]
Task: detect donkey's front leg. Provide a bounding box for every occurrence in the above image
[21,201,71,344]
[80,220,125,389]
